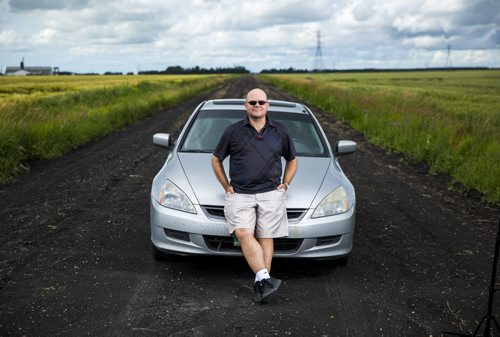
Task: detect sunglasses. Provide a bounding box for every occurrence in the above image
[246,100,268,106]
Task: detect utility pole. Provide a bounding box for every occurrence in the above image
[313,30,326,71]
[445,45,452,68]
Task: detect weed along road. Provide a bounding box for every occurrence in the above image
[0,75,498,336]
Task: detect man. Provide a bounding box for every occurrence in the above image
[211,88,298,303]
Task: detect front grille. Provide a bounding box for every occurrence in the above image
[201,205,307,221]
[204,235,303,253]
[286,208,307,221]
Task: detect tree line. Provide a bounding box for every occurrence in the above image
[260,66,493,73]
[21,65,495,76]
[139,65,249,75]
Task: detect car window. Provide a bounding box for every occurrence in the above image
[181,110,244,152]
[270,111,327,157]
[179,109,328,157]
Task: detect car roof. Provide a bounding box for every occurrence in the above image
[201,99,309,114]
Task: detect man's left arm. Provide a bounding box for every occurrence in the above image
[278,158,298,191]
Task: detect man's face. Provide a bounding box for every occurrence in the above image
[244,90,268,119]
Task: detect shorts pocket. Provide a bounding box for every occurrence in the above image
[275,188,286,199]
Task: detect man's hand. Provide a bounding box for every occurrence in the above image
[279,159,297,192]
[277,183,287,191]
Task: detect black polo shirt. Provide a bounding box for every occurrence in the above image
[213,116,296,194]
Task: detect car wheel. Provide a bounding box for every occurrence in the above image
[151,242,170,261]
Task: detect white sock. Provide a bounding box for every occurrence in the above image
[255,269,270,282]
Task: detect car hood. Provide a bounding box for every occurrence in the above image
[178,153,331,209]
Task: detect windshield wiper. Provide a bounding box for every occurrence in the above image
[180,149,213,153]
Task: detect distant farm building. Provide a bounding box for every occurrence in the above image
[5,58,54,76]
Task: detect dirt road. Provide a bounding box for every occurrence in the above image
[1,75,498,336]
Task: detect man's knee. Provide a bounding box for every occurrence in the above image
[234,228,254,241]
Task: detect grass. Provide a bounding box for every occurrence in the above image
[0,74,234,183]
[259,70,500,203]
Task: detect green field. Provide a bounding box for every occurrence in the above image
[0,74,234,183]
[260,70,500,203]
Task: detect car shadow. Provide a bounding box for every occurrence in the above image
[152,254,347,280]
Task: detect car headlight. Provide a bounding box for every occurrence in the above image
[311,186,349,218]
[158,180,196,214]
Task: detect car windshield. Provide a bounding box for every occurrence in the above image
[180,110,328,157]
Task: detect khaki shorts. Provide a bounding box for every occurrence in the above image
[224,189,288,238]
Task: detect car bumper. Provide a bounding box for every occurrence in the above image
[150,198,355,259]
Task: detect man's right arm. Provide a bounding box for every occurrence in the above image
[211,155,234,193]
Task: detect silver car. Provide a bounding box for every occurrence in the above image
[150,99,356,260]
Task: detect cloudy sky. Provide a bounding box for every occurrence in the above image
[1,0,499,73]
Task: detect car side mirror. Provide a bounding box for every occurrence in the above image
[334,140,356,156]
[153,133,173,148]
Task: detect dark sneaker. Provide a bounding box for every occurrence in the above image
[254,277,282,303]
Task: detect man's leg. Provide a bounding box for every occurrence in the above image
[236,228,280,303]
[234,228,267,273]
[258,238,274,272]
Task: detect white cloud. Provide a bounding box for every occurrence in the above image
[69,45,107,56]
[392,15,452,34]
[421,0,466,14]
[462,50,490,63]
[0,29,18,46]
[33,28,56,44]
[402,35,449,49]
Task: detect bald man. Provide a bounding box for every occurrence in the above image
[212,88,298,303]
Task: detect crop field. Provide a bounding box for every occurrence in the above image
[0,74,234,183]
[260,70,500,203]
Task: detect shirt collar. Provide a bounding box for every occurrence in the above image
[243,116,275,128]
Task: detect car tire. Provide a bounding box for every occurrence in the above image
[151,242,170,261]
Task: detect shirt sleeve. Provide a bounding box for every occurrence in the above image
[213,125,232,161]
[282,126,296,161]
